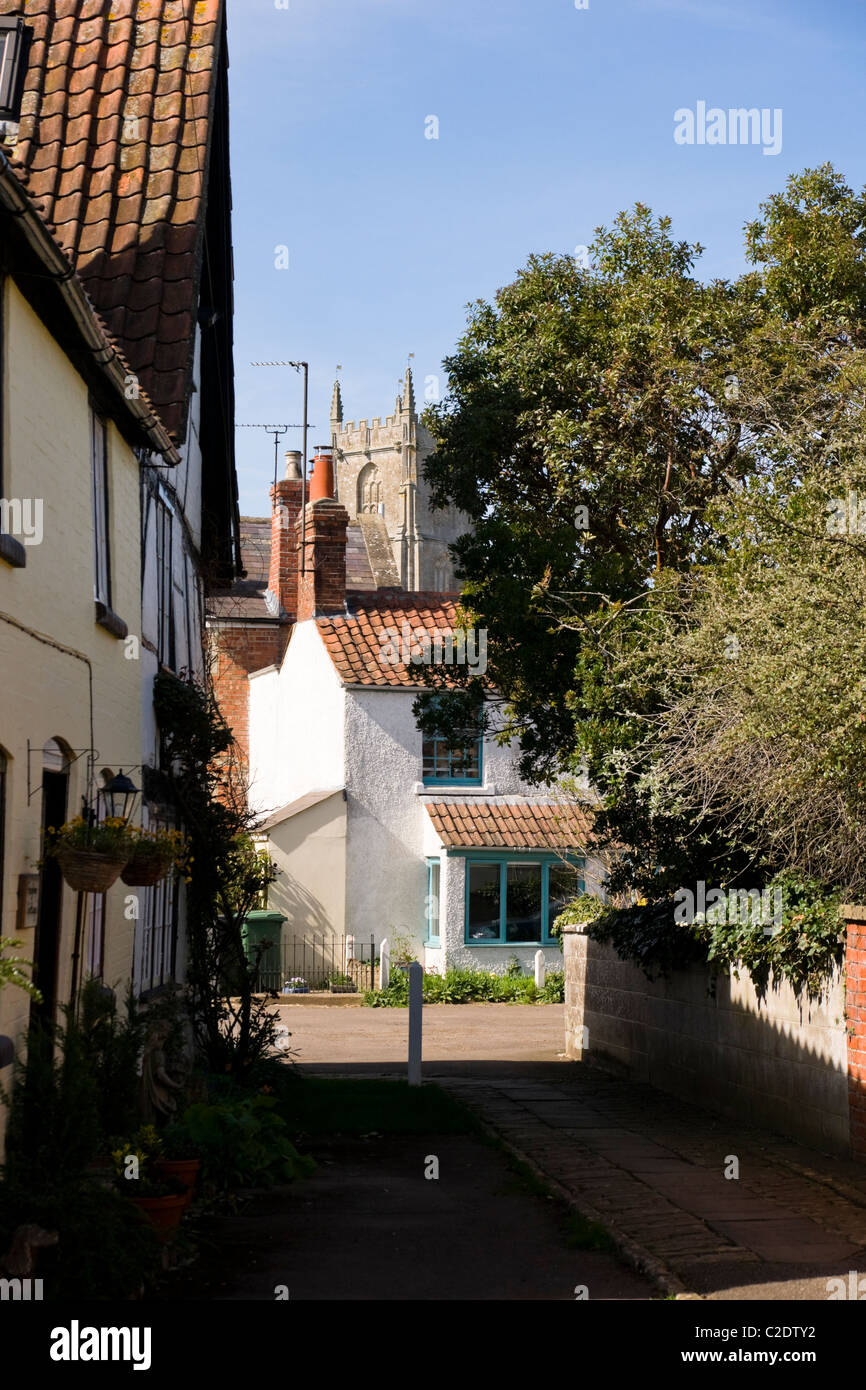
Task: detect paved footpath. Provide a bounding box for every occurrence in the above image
[283,1002,866,1299]
[436,1069,866,1300]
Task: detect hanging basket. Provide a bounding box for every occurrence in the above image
[56,848,129,894]
[120,848,173,887]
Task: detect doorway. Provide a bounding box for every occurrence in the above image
[31,741,70,1027]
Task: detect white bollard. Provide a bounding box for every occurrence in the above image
[534,949,546,988]
[408,960,423,1086]
[379,937,390,990]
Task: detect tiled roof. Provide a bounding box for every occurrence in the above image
[424,800,593,851]
[207,516,273,620]
[0,155,179,460]
[345,521,376,590]
[317,590,465,687]
[1,0,225,441]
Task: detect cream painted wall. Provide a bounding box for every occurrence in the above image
[265,791,347,941]
[0,280,143,1088]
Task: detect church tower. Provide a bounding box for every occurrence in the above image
[330,367,463,592]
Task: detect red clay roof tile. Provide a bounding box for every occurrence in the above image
[424,801,592,851]
[315,591,483,689]
[1,0,224,441]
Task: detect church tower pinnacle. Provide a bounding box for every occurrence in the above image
[330,379,343,433]
[401,364,416,417]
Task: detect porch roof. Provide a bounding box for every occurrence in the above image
[423,800,593,851]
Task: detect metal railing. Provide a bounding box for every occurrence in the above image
[249,933,379,995]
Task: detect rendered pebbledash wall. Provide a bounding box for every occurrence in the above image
[562,922,849,1154]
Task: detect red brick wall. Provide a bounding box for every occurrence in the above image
[210,624,288,772]
[269,478,304,617]
[845,908,866,1159]
[296,498,349,621]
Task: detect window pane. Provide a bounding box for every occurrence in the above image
[462,741,480,778]
[467,864,500,940]
[506,862,542,942]
[421,699,483,783]
[426,861,440,940]
[548,861,584,936]
[422,737,436,778]
[91,412,110,604]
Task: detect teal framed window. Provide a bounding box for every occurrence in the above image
[461,852,585,945]
[422,699,483,786]
[425,858,441,944]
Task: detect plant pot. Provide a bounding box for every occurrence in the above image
[328,983,357,994]
[153,1158,200,1208]
[129,1192,187,1242]
[282,985,308,995]
[120,850,173,887]
[56,848,129,893]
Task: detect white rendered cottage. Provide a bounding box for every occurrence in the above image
[246,447,597,975]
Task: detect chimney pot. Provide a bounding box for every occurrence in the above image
[309,446,335,502]
[285,450,302,480]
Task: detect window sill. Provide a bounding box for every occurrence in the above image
[95,601,129,640]
[417,782,488,795]
[0,533,26,568]
[464,940,559,948]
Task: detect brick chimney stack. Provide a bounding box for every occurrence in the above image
[296,446,348,621]
[267,450,304,618]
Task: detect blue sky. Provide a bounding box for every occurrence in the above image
[227,0,866,514]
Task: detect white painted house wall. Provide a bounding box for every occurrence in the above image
[248,626,598,975]
[248,620,346,818]
[343,687,533,959]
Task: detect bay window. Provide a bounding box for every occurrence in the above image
[464,853,585,945]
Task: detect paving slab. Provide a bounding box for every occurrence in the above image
[279,1002,866,1299]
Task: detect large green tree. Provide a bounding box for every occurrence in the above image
[422,166,866,899]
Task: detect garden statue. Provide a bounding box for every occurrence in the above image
[139,1018,185,1122]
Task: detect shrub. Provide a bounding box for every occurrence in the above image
[363,966,551,1007]
[1,1011,103,1189]
[584,872,844,1000]
[538,970,565,1003]
[175,1094,315,1190]
[0,1180,161,1300]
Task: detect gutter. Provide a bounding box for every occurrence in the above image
[0,153,181,466]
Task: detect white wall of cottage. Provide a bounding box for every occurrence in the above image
[247,620,346,820]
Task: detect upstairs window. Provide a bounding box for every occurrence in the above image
[155,491,176,670]
[422,697,483,786]
[0,19,32,123]
[91,410,111,606]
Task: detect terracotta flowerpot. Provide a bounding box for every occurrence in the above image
[129,1192,187,1242]
[153,1159,200,1208]
[56,848,129,893]
[120,851,173,887]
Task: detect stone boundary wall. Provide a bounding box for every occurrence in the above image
[562,922,850,1155]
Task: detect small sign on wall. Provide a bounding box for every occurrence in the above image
[16,874,40,931]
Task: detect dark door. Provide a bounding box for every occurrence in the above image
[31,769,68,1026]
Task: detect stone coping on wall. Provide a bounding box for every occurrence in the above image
[841,904,866,923]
